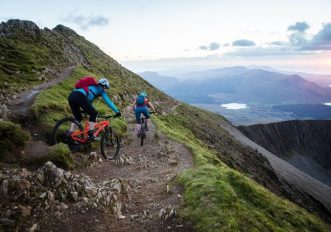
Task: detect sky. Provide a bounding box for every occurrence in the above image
[1,0,331,73]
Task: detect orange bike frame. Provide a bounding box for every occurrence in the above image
[71,120,110,143]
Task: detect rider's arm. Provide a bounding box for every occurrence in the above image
[147,101,156,112]
[101,91,120,113]
[132,100,137,110]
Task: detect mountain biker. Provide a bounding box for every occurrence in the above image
[133,91,155,136]
[68,77,121,141]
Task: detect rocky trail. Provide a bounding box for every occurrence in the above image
[8,67,74,121]
[0,115,194,232]
[50,117,193,232]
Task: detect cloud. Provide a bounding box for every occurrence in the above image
[286,22,310,47]
[199,42,220,51]
[232,39,255,47]
[288,21,310,32]
[289,32,308,46]
[64,13,109,30]
[199,45,208,50]
[270,41,286,46]
[309,23,331,49]
[225,46,299,57]
[302,23,331,50]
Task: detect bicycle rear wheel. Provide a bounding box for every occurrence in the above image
[140,122,147,146]
[101,127,120,160]
[51,117,83,152]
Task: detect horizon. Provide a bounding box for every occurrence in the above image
[1,0,331,74]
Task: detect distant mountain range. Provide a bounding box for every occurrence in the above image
[139,67,331,105]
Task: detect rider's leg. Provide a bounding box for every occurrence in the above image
[70,123,78,132]
[143,107,150,131]
[88,110,98,140]
[80,101,98,140]
[68,91,83,132]
[135,108,142,135]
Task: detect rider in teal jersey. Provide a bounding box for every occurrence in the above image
[68,77,121,141]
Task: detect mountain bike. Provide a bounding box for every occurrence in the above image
[51,114,120,160]
[138,112,155,146]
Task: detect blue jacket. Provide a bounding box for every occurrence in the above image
[74,86,119,113]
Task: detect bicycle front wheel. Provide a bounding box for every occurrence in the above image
[51,117,83,152]
[101,127,120,160]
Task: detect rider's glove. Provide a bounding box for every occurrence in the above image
[115,112,121,118]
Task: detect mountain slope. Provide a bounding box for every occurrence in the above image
[0,19,330,231]
[238,120,331,186]
[139,71,179,91]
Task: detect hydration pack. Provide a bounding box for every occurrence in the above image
[136,94,145,105]
[75,76,98,95]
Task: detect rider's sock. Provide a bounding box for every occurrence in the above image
[70,123,78,132]
[89,121,95,131]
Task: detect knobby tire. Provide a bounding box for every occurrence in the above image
[101,127,120,160]
[140,121,147,146]
[51,117,83,151]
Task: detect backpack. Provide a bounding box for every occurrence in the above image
[136,94,145,105]
[75,76,98,95]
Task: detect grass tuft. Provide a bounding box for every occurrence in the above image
[45,143,74,170]
[0,120,30,159]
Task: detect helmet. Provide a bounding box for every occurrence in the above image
[98,77,110,89]
[139,91,147,97]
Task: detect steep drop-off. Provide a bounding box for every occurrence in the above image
[238,120,331,186]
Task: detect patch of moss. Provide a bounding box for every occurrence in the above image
[46,143,74,170]
[0,120,30,158]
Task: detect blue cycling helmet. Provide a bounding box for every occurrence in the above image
[98,77,110,89]
[139,91,147,97]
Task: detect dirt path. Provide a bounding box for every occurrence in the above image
[7,67,75,164]
[8,66,75,121]
[38,113,194,231]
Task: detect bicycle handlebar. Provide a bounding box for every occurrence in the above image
[98,114,118,119]
[80,110,119,120]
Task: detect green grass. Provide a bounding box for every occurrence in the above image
[45,143,74,170]
[0,120,30,159]
[153,105,330,232]
[178,165,329,232]
[32,66,128,137]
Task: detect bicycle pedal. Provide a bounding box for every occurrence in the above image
[86,136,100,142]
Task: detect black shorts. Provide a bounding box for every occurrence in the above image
[68,91,98,122]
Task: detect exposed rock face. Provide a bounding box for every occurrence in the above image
[0,19,41,38]
[238,120,331,172]
[53,24,80,37]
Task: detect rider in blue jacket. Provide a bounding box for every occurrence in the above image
[68,77,121,141]
[133,91,155,136]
